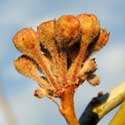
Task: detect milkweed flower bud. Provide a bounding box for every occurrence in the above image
[13,13,110,125]
[92,29,110,52]
[37,20,63,79]
[14,55,37,78]
[37,20,56,52]
[77,14,100,45]
[34,88,48,98]
[55,15,81,48]
[14,55,53,90]
[13,28,40,56]
[87,74,100,86]
[68,14,100,83]
[79,59,97,76]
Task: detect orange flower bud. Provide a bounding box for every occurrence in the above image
[34,88,48,98]
[92,29,110,52]
[13,28,40,56]
[55,15,81,48]
[14,55,52,89]
[77,14,100,45]
[14,55,37,78]
[87,74,100,86]
[37,20,63,79]
[37,20,56,52]
[79,59,97,76]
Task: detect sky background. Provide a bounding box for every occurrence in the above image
[0,0,125,125]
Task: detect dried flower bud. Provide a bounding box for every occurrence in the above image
[13,28,40,56]
[55,15,81,48]
[92,29,110,52]
[14,55,37,78]
[77,14,100,45]
[37,20,56,52]
[87,74,100,86]
[34,88,48,98]
[79,59,97,76]
[14,55,53,89]
[37,20,63,79]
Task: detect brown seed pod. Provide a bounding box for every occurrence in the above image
[13,28,40,56]
[77,14,100,45]
[55,15,81,48]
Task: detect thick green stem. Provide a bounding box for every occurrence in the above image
[59,86,79,125]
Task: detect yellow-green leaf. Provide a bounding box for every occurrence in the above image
[109,100,125,125]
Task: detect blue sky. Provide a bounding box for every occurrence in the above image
[0,0,125,125]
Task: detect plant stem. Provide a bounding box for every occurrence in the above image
[33,52,60,89]
[93,81,125,119]
[79,81,125,125]
[59,86,79,125]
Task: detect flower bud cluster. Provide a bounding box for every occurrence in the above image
[13,13,109,99]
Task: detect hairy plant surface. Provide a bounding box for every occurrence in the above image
[13,13,109,125]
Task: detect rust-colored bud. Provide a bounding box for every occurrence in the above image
[77,14,100,45]
[14,55,52,89]
[93,29,110,52]
[13,28,40,56]
[55,15,81,48]
[34,88,48,98]
[79,59,97,76]
[14,55,37,78]
[37,20,56,51]
[87,74,100,86]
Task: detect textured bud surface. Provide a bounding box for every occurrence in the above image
[13,28,40,55]
[56,15,81,48]
[13,13,109,125]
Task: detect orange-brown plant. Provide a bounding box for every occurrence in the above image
[13,13,109,125]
